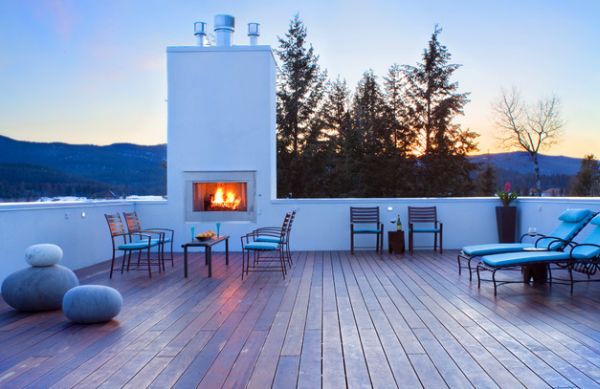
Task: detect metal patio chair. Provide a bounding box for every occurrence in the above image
[123,211,175,269]
[104,213,161,278]
[350,207,383,254]
[408,206,443,254]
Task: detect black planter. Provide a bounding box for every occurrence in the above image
[496,206,517,243]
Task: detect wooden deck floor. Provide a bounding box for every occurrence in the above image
[2,250,600,388]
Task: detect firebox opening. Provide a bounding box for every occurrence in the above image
[193,182,247,212]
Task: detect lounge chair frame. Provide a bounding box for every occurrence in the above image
[476,240,600,296]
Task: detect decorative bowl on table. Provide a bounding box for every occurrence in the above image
[195,231,216,241]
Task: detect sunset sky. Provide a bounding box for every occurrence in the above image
[0,0,598,157]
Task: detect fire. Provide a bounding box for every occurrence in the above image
[211,187,241,210]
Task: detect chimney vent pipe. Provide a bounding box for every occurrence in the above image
[194,21,207,46]
[214,14,235,46]
[248,23,260,45]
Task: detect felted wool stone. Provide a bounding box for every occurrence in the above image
[1,265,79,311]
[62,285,122,324]
[25,243,63,267]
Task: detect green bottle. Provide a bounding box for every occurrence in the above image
[396,215,402,231]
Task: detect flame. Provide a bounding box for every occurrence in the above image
[211,187,241,210]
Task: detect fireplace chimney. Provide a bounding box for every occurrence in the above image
[194,21,207,46]
[248,23,260,45]
[214,14,235,47]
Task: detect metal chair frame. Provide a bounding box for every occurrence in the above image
[350,207,383,254]
[105,213,160,278]
[408,206,443,254]
[123,211,175,270]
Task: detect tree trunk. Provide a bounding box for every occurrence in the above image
[533,153,541,196]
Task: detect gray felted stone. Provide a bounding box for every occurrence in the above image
[1,265,79,311]
[62,285,122,324]
[25,243,63,267]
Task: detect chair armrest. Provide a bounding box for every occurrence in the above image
[145,227,174,233]
[569,243,600,257]
[534,235,569,249]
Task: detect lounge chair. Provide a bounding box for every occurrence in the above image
[477,213,600,295]
[458,208,595,280]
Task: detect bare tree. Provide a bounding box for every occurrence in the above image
[494,88,563,195]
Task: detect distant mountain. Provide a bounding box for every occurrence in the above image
[469,151,583,195]
[469,152,582,176]
[0,135,166,200]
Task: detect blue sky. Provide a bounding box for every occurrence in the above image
[0,0,598,157]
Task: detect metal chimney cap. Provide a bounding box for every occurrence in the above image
[214,14,235,31]
[194,21,207,36]
[248,22,260,37]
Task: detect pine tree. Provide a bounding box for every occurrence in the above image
[571,154,600,196]
[276,15,327,198]
[351,70,397,197]
[476,160,497,196]
[402,26,478,196]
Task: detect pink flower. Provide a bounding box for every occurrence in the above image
[504,182,511,193]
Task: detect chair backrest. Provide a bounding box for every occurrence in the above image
[284,210,296,243]
[123,211,142,233]
[538,208,594,250]
[408,206,437,224]
[351,207,380,224]
[105,213,126,237]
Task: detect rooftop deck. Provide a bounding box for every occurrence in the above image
[1,250,600,388]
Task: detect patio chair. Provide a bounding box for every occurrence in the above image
[104,213,161,278]
[241,213,290,279]
[350,207,383,254]
[408,206,442,254]
[123,211,174,269]
[253,210,296,266]
[477,212,600,295]
[458,208,595,280]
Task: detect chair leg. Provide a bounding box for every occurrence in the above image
[351,232,354,255]
[434,232,437,252]
[242,249,246,280]
[127,251,132,271]
[440,230,443,254]
[110,251,116,278]
[409,231,413,255]
[121,251,127,274]
[147,247,152,278]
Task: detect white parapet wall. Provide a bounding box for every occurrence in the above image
[0,201,134,284]
[1,197,600,284]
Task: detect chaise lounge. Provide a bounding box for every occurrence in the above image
[458,208,595,280]
[477,213,600,295]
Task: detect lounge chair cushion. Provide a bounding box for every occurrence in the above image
[256,237,283,244]
[482,251,569,267]
[353,229,381,233]
[558,208,593,223]
[412,227,441,233]
[591,214,600,226]
[244,242,279,250]
[463,243,532,256]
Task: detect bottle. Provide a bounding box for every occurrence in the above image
[396,215,402,231]
[191,226,195,241]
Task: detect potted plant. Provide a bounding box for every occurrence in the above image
[495,182,518,243]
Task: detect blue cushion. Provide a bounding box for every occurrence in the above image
[256,237,283,244]
[591,214,600,226]
[412,228,441,233]
[244,242,279,250]
[572,226,600,259]
[353,229,381,233]
[558,208,592,223]
[118,241,158,250]
[462,243,532,256]
[482,251,569,267]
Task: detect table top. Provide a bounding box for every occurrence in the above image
[182,235,229,248]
